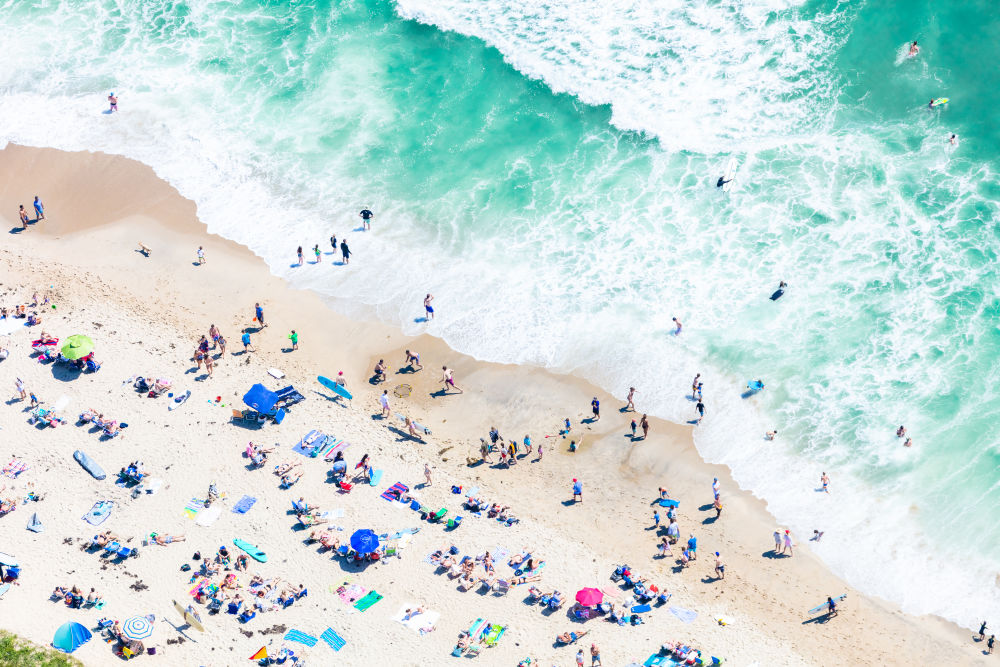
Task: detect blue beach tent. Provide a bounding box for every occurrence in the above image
[52,621,92,653]
[243,384,279,414]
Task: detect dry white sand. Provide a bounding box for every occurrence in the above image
[0,145,989,666]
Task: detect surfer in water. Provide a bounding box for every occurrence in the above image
[949,134,958,146]
[908,41,919,57]
[716,175,733,188]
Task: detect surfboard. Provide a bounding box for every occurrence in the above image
[770,289,785,301]
[394,412,432,434]
[0,552,17,567]
[168,390,191,411]
[318,375,352,400]
[931,98,949,107]
[74,450,106,480]
[721,157,738,193]
[369,469,384,487]
[174,600,206,632]
[233,538,267,563]
[808,593,846,615]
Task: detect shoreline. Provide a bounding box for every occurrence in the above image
[0,144,989,665]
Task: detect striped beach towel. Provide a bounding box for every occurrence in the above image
[183,497,204,519]
[324,439,352,461]
[380,482,408,502]
[320,627,346,651]
[283,629,318,647]
[2,459,27,478]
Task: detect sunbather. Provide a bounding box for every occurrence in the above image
[0,498,16,515]
[508,550,535,566]
[94,531,120,547]
[281,471,302,487]
[273,462,300,476]
[153,534,185,545]
[297,513,326,526]
[557,630,589,644]
[79,408,97,424]
[403,606,426,621]
[510,574,543,585]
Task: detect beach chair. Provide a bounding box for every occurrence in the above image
[466,645,481,657]
[115,545,139,559]
[227,601,242,615]
[458,576,476,592]
[492,579,511,596]
[446,516,463,530]
[274,386,305,408]
[428,508,448,523]
[85,358,102,373]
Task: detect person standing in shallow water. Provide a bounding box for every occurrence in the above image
[297,246,303,266]
[340,239,351,264]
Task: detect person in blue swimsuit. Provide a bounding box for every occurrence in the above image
[423,294,434,319]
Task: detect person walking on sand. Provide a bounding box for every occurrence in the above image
[773,530,782,554]
[404,349,423,371]
[360,208,373,230]
[296,246,304,266]
[441,366,462,394]
[714,552,725,579]
[340,239,351,264]
[255,303,265,328]
[626,387,636,411]
[380,390,390,418]
[827,596,838,617]
[695,400,705,424]
[979,621,988,642]
[590,643,602,666]
[658,536,672,558]
[33,196,44,221]
[591,397,600,422]
[988,634,995,654]
[241,329,254,353]
[713,496,723,518]
[14,378,26,401]
[712,477,720,499]
[424,294,434,320]
[535,441,544,463]
[424,463,432,486]
[197,246,206,264]
[572,478,583,503]
[783,529,794,556]
[630,418,637,438]
[640,414,650,439]
[289,330,298,351]
[653,510,661,529]
[314,244,321,263]
[204,352,214,378]
[821,472,830,493]
[108,92,118,112]
[18,205,28,230]
[576,648,584,667]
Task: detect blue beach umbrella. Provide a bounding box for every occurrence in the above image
[350,529,380,555]
[52,621,92,653]
[122,615,155,640]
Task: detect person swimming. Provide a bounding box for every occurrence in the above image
[908,41,919,57]
[949,134,958,146]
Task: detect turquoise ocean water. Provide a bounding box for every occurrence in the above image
[1,0,998,626]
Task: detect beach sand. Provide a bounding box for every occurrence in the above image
[0,144,988,665]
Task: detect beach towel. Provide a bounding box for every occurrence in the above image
[3,460,27,479]
[340,584,366,604]
[380,482,409,502]
[292,430,325,456]
[232,495,257,514]
[320,627,346,652]
[195,505,222,527]
[392,605,440,633]
[382,527,420,540]
[183,497,204,519]
[670,606,698,624]
[26,512,43,533]
[631,604,652,614]
[353,591,383,612]
[82,501,113,526]
[491,546,511,563]
[324,439,351,461]
[283,629,318,647]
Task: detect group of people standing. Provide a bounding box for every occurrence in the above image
[296,209,373,267]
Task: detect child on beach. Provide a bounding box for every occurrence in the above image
[197,246,205,264]
[630,419,637,438]
[314,244,321,263]
[297,246,304,266]
[289,330,298,350]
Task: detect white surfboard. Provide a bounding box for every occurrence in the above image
[721,157,738,193]
[808,593,846,615]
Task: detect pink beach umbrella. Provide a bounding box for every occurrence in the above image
[575,587,603,606]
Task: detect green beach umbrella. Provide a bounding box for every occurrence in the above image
[61,335,94,360]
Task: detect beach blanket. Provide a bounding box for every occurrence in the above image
[292,430,325,456]
[353,591,383,612]
[491,546,511,563]
[340,584,366,604]
[232,495,257,514]
[324,439,351,461]
[183,497,204,519]
[0,319,25,336]
[320,627,346,652]
[135,478,163,496]
[392,605,440,633]
[2,459,27,479]
[283,629,318,647]
[83,501,113,526]
[195,505,222,527]
[670,606,698,624]
[381,482,408,502]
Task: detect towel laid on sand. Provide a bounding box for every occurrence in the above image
[232,495,257,514]
[283,629,318,647]
[83,501,113,526]
[670,606,698,624]
[320,627,346,651]
[392,605,440,633]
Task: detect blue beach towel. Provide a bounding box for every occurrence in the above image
[669,606,698,624]
[283,629,318,647]
[292,430,325,456]
[232,495,257,514]
[320,627,346,651]
[83,501,113,526]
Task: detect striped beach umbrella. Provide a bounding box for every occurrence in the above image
[121,615,154,640]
